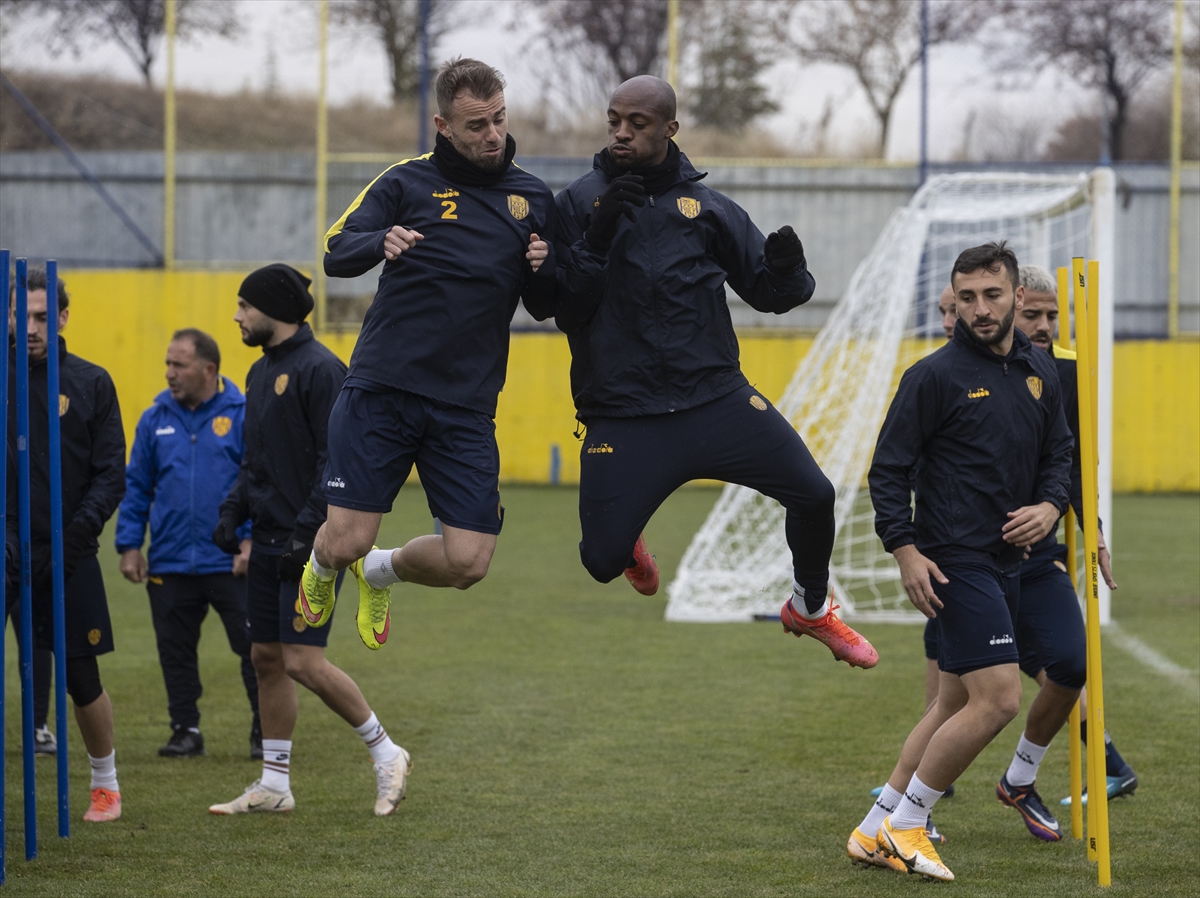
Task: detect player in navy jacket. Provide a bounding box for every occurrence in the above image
[301,59,556,658]
[553,75,876,669]
[115,329,259,759]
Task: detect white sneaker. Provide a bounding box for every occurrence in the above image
[34,725,57,756]
[208,779,294,815]
[373,747,412,816]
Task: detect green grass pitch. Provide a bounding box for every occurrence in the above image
[4,489,1198,896]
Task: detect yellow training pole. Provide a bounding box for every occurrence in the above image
[1057,266,1084,840]
[1168,0,1184,339]
[164,0,177,270]
[667,0,679,87]
[315,0,329,333]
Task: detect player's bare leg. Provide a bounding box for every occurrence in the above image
[391,525,495,589]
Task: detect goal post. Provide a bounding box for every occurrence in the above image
[666,169,1115,625]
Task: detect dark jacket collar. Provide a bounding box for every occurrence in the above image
[952,318,1037,365]
[593,140,706,194]
[264,322,314,360]
[432,132,517,188]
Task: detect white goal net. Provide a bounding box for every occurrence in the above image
[666,170,1115,624]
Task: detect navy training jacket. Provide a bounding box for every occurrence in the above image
[324,152,556,416]
[115,376,250,575]
[869,322,1074,573]
[554,147,815,419]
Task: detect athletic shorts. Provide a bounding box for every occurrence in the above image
[924,617,938,661]
[322,386,504,535]
[1015,542,1087,689]
[933,562,1020,676]
[246,549,342,646]
[5,554,116,658]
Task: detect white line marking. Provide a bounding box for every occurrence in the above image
[1108,623,1200,696]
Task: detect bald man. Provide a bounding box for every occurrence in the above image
[552,75,877,668]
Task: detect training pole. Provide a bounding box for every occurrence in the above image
[1057,266,1084,839]
[15,259,37,860]
[1,249,9,885]
[46,261,70,837]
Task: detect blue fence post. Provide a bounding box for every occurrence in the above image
[15,258,37,860]
[1,248,10,884]
[46,260,70,838]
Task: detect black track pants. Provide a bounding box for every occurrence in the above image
[577,385,835,594]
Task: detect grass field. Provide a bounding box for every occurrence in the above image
[3,488,1198,896]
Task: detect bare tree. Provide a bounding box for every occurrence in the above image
[539,0,669,92]
[329,0,454,105]
[993,0,1175,161]
[789,0,973,157]
[38,0,237,86]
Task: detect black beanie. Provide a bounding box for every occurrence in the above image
[238,264,314,324]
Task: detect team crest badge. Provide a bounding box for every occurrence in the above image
[677,197,700,219]
[1026,376,1043,399]
[293,615,308,633]
[212,415,232,437]
[88,629,101,646]
[508,195,529,220]
[59,394,69,416]
[749,395,767,410]
[274,374,289,395]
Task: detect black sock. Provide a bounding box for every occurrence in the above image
[1104,733,1129,776]
[1080,719,1088,744]
[797,585,829,616]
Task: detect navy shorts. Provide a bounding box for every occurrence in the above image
[7,554,116,658]
[933,562,1021,676]
[1015,542,1087,689]
[246,550,342,646]
[323,386,504,535]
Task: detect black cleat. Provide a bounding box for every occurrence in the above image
[159,728,206,758]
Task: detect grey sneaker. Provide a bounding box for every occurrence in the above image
[34,725,57,756]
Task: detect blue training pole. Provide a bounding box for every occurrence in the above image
[46,260,69,838]
[15,258,37,860]
[1,248,10,885]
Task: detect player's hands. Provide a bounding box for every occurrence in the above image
[120,549,148,584]
[585,174,645,250]
[1097,528,1117,590]
[894,544,947,619]
[764,225,805,274]
[383,226,424,261]
[232,539,252,578]
[527,232,549,272]
[277,529,314,583]
[1002,501,1059,547]
[212,515,242,554]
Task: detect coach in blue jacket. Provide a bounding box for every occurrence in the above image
[115,328,260,759]
[554,76,876,668]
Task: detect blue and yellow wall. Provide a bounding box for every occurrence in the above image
[62,270,1199,492]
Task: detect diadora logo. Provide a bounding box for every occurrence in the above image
[155,425,176,435]
[968,387,990,399]
[989,634,1014,645]
[327,477,346,488]
[905,791,927,809]
[586,443,614,454]
[432,188,460,199]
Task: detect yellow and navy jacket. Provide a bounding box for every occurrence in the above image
[553,148,815,419]
[116,377,250,575]
[324,153,556,417]
[869,322,1074,573]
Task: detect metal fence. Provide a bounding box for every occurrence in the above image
[1,151,1196,336]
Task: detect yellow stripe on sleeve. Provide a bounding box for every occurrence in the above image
[324,153,433,253]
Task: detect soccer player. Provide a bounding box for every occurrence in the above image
[116,328,261,759]
[208,265,409,816]
[551,75,875,667]
[850,242,1073,881]
[5,267,126,822]
[297,58,556,651]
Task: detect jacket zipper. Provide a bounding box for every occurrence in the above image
[646,195,674,411]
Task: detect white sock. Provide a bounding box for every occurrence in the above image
[1006,733,1050,787]
[362,548,402,590]
[859,783,903,836]
[790,582,829,620]
[88,750,119,792]
[353,712,401,763]
[309,551,336,581]
[891,774,944,829]
[261,739,292,792]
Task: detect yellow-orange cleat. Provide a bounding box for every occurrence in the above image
[83,788,122,822]
[847,826,906,872]
[781,597,878,668]
[877,816,954,881]
[298,557,336,627]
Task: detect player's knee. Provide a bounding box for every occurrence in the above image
[281,650,319,684]
[579,540,625,584]
[320,530,373,571]
[784,472,835,518]
[65,655,104,707]
[446,554,491,590]
[993,686,1024,725]
[1045,654,1087,691]
[250,641,284,673]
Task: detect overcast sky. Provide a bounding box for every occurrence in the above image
[0,0,1101,160]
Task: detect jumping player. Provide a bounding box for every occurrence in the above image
[849,242,1073,881]
[551,75,875,667]
[298,58,556,650]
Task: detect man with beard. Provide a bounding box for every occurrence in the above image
[850,242,1073,881]
[551,75,876,669]
[208,265,409,816]
[298,58,556,654]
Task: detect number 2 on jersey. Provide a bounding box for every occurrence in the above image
[440,200,458,220]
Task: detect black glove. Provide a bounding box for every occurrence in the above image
[212,515,242,555]
[585,174,646,251]
[277,529,315,583]
[764,225,805,275]
[61,518,93,583]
